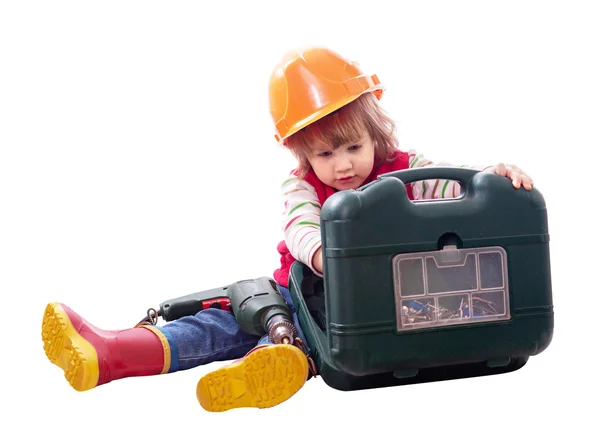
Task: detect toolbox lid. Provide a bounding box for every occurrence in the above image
[393,246,510,331]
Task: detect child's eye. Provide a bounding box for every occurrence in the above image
[348,144,361,151]
[318,151,332,157]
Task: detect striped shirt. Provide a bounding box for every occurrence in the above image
[280,149,490,276]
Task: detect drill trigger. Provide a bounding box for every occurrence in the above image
[201,298,232,312]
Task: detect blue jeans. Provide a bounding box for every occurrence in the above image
[155,284,311,372]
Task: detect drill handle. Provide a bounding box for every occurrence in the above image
[159,285,231,322]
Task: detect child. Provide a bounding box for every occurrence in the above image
[41,46,533,412]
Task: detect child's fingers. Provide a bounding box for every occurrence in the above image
[510,171,523,188]
[494,163,507,176]
[491,163,534,190]
[504,167,521,188]
[522,175,534,190]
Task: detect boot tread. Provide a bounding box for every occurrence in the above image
[42,302,99,391]
[197,344,308,412]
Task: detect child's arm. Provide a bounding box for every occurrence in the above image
[280,173,324,276]
[407,149,484,199]
[407,149,533,199]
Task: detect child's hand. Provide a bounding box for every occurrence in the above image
[312,247,323,273]
[486,163,534,190]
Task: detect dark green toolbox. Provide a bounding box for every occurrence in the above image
[288,167,554,391]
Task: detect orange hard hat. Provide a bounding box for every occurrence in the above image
[269,47,384,142]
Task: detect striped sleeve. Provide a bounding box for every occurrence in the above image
[407,149,492,200]
[280,172,323,277]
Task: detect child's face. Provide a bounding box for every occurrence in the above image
[307,132,375,191]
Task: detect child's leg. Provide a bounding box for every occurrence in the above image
[195,284,315,412]
[42,302,259,391]
[157,307,260,372]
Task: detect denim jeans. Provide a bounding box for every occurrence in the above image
[156,284,311,372]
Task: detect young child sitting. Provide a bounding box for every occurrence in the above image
[42,46,533,412]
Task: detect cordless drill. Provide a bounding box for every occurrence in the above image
[147,277,297,345]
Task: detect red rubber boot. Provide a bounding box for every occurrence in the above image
[42,302,170,391]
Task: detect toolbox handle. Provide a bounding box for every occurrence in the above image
[378,166,479,190]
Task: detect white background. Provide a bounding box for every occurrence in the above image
[1,1,598,440]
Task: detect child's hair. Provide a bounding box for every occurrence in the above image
[285,93,399,178]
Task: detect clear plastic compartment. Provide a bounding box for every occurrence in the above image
[393,246,510,330]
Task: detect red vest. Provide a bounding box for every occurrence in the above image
[273,149,413,287]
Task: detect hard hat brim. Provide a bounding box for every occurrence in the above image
[274,87,384,143]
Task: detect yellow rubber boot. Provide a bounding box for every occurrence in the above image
[196,344,309,412]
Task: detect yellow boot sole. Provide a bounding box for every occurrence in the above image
[41,302,99,391]
[197,344,309,412]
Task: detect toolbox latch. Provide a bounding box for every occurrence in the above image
[440,245,460,263]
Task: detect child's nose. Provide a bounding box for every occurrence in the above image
[335,157,352,173]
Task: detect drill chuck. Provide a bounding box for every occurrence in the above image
[266,314,297,345]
